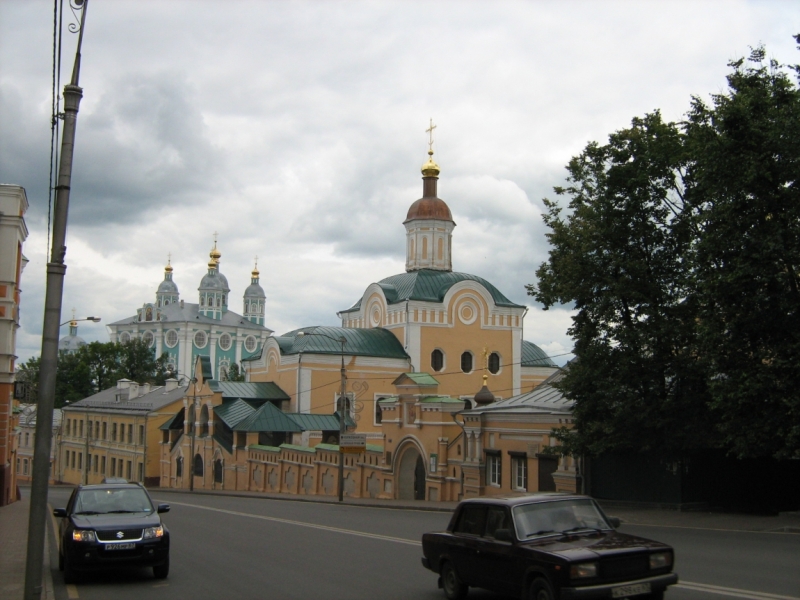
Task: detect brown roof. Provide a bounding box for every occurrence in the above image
[404,197,453,222]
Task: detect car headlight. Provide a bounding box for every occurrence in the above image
[143,525,164,539]
[650,552,672,569]
[570,562,598,578]
[72,530,96,542]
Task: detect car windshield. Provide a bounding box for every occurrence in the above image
[74,488,153,515]
[512,498,611,538]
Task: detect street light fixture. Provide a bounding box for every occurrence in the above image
[296,330,348,502]
[60,315,101,326]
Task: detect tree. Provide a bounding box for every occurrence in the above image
[531,40,800,460]
[15,356,41,403]
[529,111,711,458]
[224,363,246,382]
[685,44,800,459]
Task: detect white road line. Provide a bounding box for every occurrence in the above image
[622,523,798,535]
[677,582,799,600]
[161,499,422,547]
[162,500,798,600]
[66,583,79,599]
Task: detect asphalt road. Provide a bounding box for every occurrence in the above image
[45,488,800,600]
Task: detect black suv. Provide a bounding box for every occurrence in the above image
[53,482,170,583]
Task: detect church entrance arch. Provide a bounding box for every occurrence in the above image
[398,444,426,500]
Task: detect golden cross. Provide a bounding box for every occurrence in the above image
[426,118,437,153]
[213,231,218,248]
[167,252,171,265]
[72,307,76,321]
[254,255,259,269]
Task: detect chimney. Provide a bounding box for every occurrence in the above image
[128,382,139,399]
[180,299,185,309]
[117,379,132,390]
[140,383,151,396]
[164,378,178,392]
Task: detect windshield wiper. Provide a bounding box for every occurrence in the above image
[560,526,603,535]
[526,529,557,538]
[106,510,138,514]
[74,511,101,515]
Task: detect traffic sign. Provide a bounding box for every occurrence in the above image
[340,433,366,449]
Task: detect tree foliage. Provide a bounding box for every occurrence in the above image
[530,41,800,460]
[16,339,176,408]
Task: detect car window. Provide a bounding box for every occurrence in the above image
[453,505,486,536]
[484,507,510,539]
[512,499,611,538]
[74,488,154,514]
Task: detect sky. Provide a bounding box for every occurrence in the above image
[1,0,797,367]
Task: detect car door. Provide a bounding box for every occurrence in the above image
[477,506,520,596]
[449,504,488,587]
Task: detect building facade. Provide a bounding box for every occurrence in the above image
[16,405,62,484]
[59,379,187,486]
[0,184,28,505]
[108,245,272,381]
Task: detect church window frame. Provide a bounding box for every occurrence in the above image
[119,332,131,344]
[219,333,232,351]
[488,352,501,375]
[142,331,155,348]
[194,330,208,349]
[431,349,445,372]
[165,329,179,348]
[422,236,428,259]
[200,295,205,307]
[461,351,474,374]
[244,335,257,353]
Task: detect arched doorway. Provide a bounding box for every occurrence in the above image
[398,445,426,500]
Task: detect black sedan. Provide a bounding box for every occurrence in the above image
[53,482,170,583]
[421,493,677,600]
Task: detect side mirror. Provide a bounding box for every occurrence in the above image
[53,508,67,518]
[157,504,170,514]
[494,529,512,542]
[609,517,621,529]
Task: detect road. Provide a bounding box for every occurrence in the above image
[44,488,800,600]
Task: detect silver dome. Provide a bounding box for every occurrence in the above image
[244,282,266,298]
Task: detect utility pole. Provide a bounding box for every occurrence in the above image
[338,343,347,502]
[24,2,89,598]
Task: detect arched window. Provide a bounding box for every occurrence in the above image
[214,459,223,483]
[431,349,444,372]
[199,405,209,436]
[438,237,443,260]
[409,238,415,260]
[193,454,203,477]
[176,456,183,478]
[461,351,473,373]
[422,236,428,259]
[488,352,501,374]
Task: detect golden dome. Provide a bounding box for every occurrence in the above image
[421,150,440,177]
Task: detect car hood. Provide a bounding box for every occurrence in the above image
[71,512,161,530]
[521,531,670,561]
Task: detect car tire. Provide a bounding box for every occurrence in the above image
[153,557,170,579]
[58,550,64,572]
[63,553,76,585]
[440,561,468,600]
[648,593,664,600]
[530,578,555,600]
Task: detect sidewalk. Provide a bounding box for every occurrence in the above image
[0,496,55,600]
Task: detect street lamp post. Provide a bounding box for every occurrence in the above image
[189,378,198,492]
[60,315,101,327]
[297,331,347,502]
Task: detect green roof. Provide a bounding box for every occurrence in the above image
[199,355,213,381]
[279,443,316,453]
[268,326,408,359]
[378,396,398,403]
[290,413,343,431]
[366,444,383,453]
[341,269,524,313]
[210,381,291,402]
[419,395,465,403]
[521,340,557,367]
[393,372,439,386]
[213,430,232,453]
[213,399,255,428]
[315,443,340,451]
[248,444,281,452]
[159,408,184,430]
[234,401,303,433]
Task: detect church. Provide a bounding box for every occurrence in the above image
[107,244,273,382]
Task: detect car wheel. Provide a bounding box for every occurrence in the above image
[441,561,468,600]
[58,550,64,572]
[63,553,76,585]
[153,557,170,579]
[530,578,555,600]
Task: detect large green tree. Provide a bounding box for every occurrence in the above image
[529,112,711,458]
[531,41,800,460]
[685,44,800,459]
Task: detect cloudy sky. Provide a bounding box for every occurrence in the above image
[1,0,796,367]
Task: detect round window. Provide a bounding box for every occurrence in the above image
[244,335,257,353]
[219,333,232,351]
[194,330,208,348]
[142,331,155,348]
[165,329,178,348]
[119,332,131,344]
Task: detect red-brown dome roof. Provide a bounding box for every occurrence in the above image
[405,197,453,222]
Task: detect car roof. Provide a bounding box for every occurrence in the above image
[457,493,591,508]
[76,483,147,491]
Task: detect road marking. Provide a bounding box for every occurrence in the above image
[161,499,422,546]
[66,584,79,598]
[677,581,799,600]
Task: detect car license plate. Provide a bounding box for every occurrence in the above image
[106,542,135,551]
[612,583,651,598]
